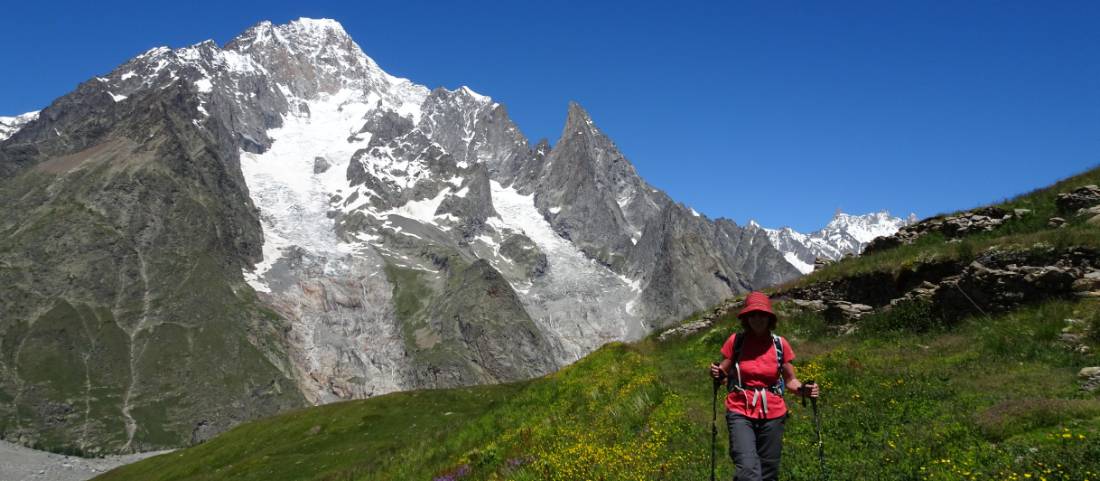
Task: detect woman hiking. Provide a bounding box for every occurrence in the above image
[708,291,820,481]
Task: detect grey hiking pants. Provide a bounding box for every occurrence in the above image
[726,411,786,481]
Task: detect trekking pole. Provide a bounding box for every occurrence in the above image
[805,381,829,481]
[710,364,722,481]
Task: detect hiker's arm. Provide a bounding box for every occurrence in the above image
[709,358,732,379]
[783,362,819,398]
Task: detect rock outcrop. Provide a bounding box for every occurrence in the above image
[863,207,1018,254]
[781,245,1100,327]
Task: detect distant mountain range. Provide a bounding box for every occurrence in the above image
[749,211,916,273]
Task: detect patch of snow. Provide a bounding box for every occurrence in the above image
[488,181,646,362]
[194,78,213,93]
[459,85,491,104]
[138,46,170,59]
[784,252,814,274]
[222,50,266,75]
[435,213,460,223]
[386,188,451,223]
[240,89,376,291]
[108,92,127,102]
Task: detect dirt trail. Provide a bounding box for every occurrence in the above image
[0,440,168,481]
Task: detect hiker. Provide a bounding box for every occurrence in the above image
[708,291,820,481]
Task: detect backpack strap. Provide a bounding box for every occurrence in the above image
[771,334,785,395]
[727,332,747,393]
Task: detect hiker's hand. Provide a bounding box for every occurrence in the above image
[800,383,820,399]
[709,363,725,380]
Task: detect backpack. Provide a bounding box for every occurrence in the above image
[727,332,785,395]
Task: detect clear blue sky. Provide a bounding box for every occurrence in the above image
[3,1,1098,232]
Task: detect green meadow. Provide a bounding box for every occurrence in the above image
[95,295,1100,481]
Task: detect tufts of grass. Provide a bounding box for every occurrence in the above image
[857,299,941,334]
[977,398,1100,442]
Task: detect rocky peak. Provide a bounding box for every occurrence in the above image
[418,86,497,160]
[227,18,356,59]
[223,18,419,102]
[563,101,596,135]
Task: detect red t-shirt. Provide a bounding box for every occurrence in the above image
[720,332,796,419]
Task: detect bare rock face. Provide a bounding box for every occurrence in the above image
[0,81,303,453]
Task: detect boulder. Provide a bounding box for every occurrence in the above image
[1078,205,1100,217]
[1072,270,1100,292]
[313,156,331,174]
[1056,185,1100,213]
[790,298,827,312]
[1084,377,1100,393]
[1048,217,1067,228]
[658,319,713,341]
[823,300,873,324]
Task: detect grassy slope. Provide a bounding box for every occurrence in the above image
[98,166,1100,480]
[96,297,1100,481]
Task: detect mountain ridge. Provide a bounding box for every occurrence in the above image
[0,17,799,453]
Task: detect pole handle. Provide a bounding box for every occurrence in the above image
[801,379,815,407]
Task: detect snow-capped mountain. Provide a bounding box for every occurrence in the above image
[0,111,38,141]
[750,211,915,273]
[0,18,799,452]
